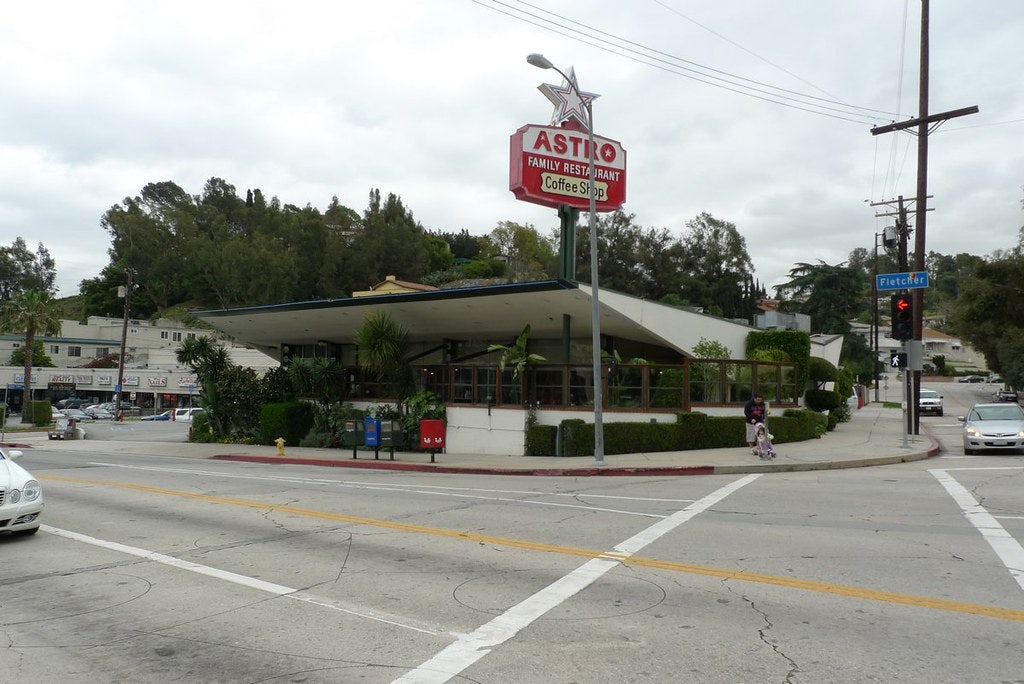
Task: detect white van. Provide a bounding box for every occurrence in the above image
[174,407,204,421]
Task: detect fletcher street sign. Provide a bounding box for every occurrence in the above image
[876,271,929,291]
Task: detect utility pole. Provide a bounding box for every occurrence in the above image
[115,269,133,415]
[872,195,922,435]
[870,0,978,435]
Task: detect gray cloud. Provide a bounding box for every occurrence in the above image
[1,0,1021,297]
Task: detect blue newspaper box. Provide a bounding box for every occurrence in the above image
[364,416,381,447]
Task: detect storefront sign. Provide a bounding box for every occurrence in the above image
[509,123,626,211]
[148,377,167,387]
[76,375,93,386]
[97,375,113,385]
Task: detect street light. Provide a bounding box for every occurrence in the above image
[527,53,605,466]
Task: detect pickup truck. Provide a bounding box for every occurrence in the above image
[918,389,944,416]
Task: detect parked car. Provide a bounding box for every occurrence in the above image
[56,398,87,410]
[85,407,115,420]
[988,374,1003,384]
[174,407,205,421]
[918,389,944,416]
[994,388,1019,403]
[0,446,43,536]
[958,375,985,383]
[60,408,93,421]
[960,402,1024,455]
[141,410,172,421]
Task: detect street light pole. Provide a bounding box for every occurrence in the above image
[527,53,605,465]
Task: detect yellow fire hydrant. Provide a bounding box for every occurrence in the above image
[275,437,286,456]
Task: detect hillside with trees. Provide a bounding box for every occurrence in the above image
[3,179,1023,391]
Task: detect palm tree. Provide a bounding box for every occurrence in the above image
[175,335,229,434]
[488,324,545,381]
[0,290,62,424]
[354,311,413,403]
[288,356,343,407]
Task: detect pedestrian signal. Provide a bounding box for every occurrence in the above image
[890,294,914,340]
[890,351,908,368]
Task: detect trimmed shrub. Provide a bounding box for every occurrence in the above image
[804,388,841,412]
[808,357,838,385]
[560,419,590,457]
[31,400,52,426]
[525,407,827,457]
[260,401,316,446]
[526,423,557,456]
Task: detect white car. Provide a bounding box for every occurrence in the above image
[173,407,204,421]
[918,389,944,416]
[0,447,43,536]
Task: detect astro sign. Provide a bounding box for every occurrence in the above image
[509,123,627,211]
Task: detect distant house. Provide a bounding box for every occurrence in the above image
[352,275,439,298]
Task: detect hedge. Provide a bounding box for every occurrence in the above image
[544,408,825,457]
[260,401,316,446]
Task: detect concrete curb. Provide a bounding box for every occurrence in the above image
[209,443,938,477]
[210,454,718,476]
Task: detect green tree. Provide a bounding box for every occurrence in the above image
[952,254,1024,381]
[9,339,55,368]
[0,290,62,423]
[0,238,57,301]
[483,221,557,282]
[354,311,413,403]
[349,190,428,290]
[487,324,546,381]
[176,335,231,437]
[438,229,484,261]
[288,357,343,407]
[679,212,755,319]
[774,261,867,334]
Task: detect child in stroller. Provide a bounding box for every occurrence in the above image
[753,422,776,459]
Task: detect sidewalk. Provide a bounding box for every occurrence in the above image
[3,403,940,476]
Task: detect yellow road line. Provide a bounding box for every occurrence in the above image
[40,473,1024,623]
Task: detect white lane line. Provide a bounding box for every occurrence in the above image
[90,462,696,502]
[41,525,439,635]
[929,470,1024,592]
[88,462,681,518]
[393,474,761,684]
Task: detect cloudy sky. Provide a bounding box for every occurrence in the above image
[3,1,1022,298]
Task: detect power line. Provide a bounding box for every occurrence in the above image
[474,0,893,125]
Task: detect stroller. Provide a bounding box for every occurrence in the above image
[753,422,776,459]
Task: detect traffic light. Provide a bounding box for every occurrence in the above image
[890,294,914,340]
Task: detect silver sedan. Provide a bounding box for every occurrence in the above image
[961,402,1024,455]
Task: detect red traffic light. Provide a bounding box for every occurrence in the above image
[890,294,914,340]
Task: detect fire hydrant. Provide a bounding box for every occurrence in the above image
[275,437,286,456]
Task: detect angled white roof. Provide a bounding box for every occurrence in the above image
[195,279,756,359]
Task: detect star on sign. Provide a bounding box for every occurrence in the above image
[537,67,599,129]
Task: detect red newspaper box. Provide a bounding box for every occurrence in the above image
[419,419,445,462]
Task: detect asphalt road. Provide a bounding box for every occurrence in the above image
[2,382,1022,683]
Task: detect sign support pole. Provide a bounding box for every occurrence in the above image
[901,343,910,449]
